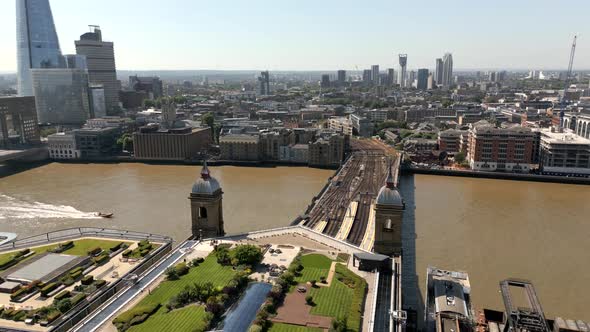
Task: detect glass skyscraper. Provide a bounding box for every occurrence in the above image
[16,0,63,96]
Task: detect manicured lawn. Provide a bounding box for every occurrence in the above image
[128,305,209,332]
[310,279,353,318]
[61,239,131,256]
[269,322,323,332]
[0,238,131,271]
[119,254,237,331]
[295,254,332,283]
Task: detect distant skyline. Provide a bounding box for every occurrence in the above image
[0,0,589,72]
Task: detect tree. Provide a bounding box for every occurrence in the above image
[310,280,317,287]
[56,298,72,313]
[201,112,215,129]
[165,266,179,280]
[330,316,348,332]
[454,151,466,164]
[305,295,314,305]
[232,245,263,266]
[215,246,231,265]
[143,99,155,108]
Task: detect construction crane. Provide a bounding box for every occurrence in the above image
[559,35,577,130]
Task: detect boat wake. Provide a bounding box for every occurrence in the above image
[0,194,100,220]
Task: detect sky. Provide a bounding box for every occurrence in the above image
[0,0,589,72]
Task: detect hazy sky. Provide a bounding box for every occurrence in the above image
[0,0,589,72]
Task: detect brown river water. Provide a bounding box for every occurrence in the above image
[0,163,588,321]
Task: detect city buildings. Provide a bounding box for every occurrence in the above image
[435,58,443,85]
[539,129,590,175]
[16,0,63,96]
[442,53,454,88]
[308,131,346,167]
[350,113,373,137]
[258,71,270,95]
[133,125,211,161]
[219,134,260,161]
[47,132,78,159]
[321,74,330,88]
[363,69,372,85]
[337,70,346,85]
[387,68,395,86]
[0,96,40,148]
[398,54,408,88]
[417,69,429,90]
[466,123,536,172]
[438,129,467,154]
[129,76,163,100]
[75,26,121,113]
[328,116,354,136]
[371,65,380,85]
[31,68,90,125]
[88,84,106,118]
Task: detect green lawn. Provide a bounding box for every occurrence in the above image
[61,239,131,256]
[295,254,332,283]
[310,279,353,318]
[0,238,131,271]
[120,254,237,331]
[128,305,209,332]
[269,322,323,332]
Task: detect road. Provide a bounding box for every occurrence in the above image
[73,240,198,332]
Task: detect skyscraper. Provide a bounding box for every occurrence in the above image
[442,53,454,88]
[16,0,64,96]
[435,58,443,85]
[321,74,330,88]
[417,69,429,90]
[258,71,270,95]
[337,70,346,85]
[387,68,395,86]
[398,54,408,88]
[362,69,372,85]
[75,26,121,113]
[371,65,380,85]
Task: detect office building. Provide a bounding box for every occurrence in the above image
[398,54,408,88]
[258,71,270,95]
[435,58,443,85]
[328,117,353,136]
[362,70,372,85]
[387,68,395,86]
[0,96,40,148]
[129,76,163,100]
[31,68,90,125]
[47,132,78,159]
[88,85,106,118]
[467,124,535,172]
[408,70,416,88]
[438,129,467,153]
[417,69,429,90]
[133,125,212,161]
[74,126,120,159]
[75,26,121,112]
[442,53,454,88]
[219,134,260,161]
[427,73,434,90]
[337,70,346,85]
[371,65,380,85]
[16,0,64,96]
[539,129,590,175]
[321,74,330,88]
[350,114,373,137]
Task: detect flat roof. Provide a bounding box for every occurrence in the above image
[541,130,590,145]
[7,253,79,283]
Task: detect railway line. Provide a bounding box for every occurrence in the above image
[305,148,394,247]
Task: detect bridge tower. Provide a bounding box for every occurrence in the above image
[373,165,404,255]
[189,162,224,239]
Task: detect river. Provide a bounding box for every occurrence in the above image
[0,164,588,321]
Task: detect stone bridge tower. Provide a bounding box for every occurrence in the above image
[189,162,224,239]
[373,166,404,256]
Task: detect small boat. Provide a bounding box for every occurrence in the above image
[96,212,114,218]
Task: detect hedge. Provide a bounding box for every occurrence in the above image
[109,242,125,252]
[69,267,83,276]
[138,240,149,247]
[174,262,189,276]
[93,254,109,265]
[81,275,94,285]
[70,271,82,280]
[95,279,106,288]
[10,288,26,301]
[54,290,71,301]
[40,282,58,296]
[71,293,86,306]
[113,303,161,330]
[0,257,18,269]
[88,247,102,256]
[46,311,61,323]
[122,249,132,258]
[139,249,149,257]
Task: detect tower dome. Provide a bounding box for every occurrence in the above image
[376,165,403,206]
[192,161,221,195]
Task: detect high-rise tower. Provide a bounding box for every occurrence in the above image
[189,162,224,239]
[75,26,121,113]
[442,53,454,88]
[398,54,408,88]
[435,58,443,85]
[371,65,380,85]
[16,0,64,96]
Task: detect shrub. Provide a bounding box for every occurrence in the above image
[174,263,189,276]
[139,249,149,257]
[305,295,313,305]
[71,293,86,306]
[109,242,125,252]
[40,283,58,296]
[87,247,102,256]
[310,279,317,287]
[93,254,109,265]
[54,290,71,301]
[70,270,82,280]
[138,239,149,247]
[55,298,72,313]
[69,267,83,276]
[95,279,107,288]
[46,311,61,323]
[320,276,327,283]
[122,249,132,258]
[232,245,263,266]
[113,303,160,331]
[165,267,179,280]
[10,288,26,301]
[12,310,26,322]
[0,257,18,269]
[81,275,94,285]
[248,325,263,332]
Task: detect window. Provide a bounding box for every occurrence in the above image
[199,207,208,219]
[383,219,394,232]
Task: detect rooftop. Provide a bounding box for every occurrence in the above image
[541,129,590,145]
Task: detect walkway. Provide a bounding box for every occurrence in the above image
[73,240,198,332]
